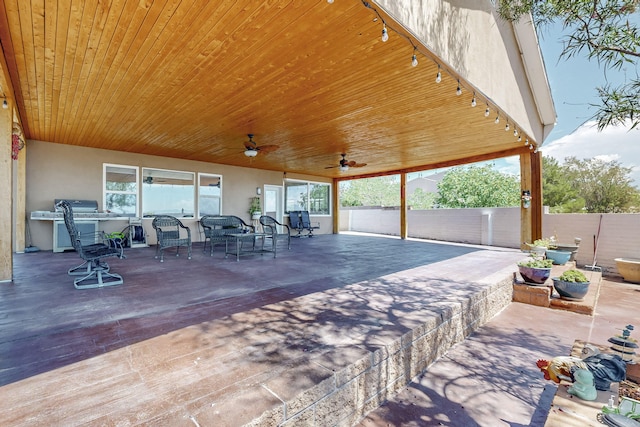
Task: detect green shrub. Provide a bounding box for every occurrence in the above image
[558,269,589,283]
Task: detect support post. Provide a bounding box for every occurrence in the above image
[400,173,407,239]
[520,150,543,249]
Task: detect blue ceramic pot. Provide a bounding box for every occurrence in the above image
[546,249,571,265]
[552,278,590,301]
[519,266,552,285]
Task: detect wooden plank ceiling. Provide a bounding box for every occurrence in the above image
[0,0,532,179]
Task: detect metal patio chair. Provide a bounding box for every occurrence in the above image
[57,200,125,290]
[259,215,291,256]
[152,215,192,262]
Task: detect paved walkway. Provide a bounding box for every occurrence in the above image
[358,275,640,427]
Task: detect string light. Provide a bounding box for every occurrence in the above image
[381,24,389,42]
[358,0,523,142]
[2,99,7,109]
[525,138,529,146]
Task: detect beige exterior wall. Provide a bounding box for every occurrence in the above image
[26,140,333,251]
[340,207,640,277]
[374,0,553,144]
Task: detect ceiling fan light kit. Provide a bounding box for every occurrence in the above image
[242,134,278,158]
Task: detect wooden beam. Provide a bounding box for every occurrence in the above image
[519,150,543,249]
[0,99,12,281]
[335,146,531,182]
[332,178,339,234]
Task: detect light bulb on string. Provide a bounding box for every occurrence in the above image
[471,93,477,107]
[494,115,500,124]
[518,135,522,142]
[411,53,418,67]
[435,66,441,83]
[2,99,7,109]
[381,25,389,42]
[525,138,529,146]
[513,129,518,137]
[456,80,462,96]
[505,123,510,131]
[484,105,490,117]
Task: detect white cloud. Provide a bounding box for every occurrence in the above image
[541,121,640,186]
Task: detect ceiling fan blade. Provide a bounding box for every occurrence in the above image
[244,142,256,150]
[346,160,356,167]
[351,162,367,168]
[257,144,279,153]
[325,165,339,169]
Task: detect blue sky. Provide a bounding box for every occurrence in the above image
[510,20,640,185]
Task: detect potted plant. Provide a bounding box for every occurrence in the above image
[552,269,590,301]
[527,237,555,257]
[248,196,262,220]
[518,258,554,285]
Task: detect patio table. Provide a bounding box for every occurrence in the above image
[224,232,270,261]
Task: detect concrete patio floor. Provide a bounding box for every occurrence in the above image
[1,233,637,426]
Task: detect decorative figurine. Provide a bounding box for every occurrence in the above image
[567,368,597,401]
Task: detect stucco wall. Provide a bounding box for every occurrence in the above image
[373,0,549,143]
[26,140,333,250]
[340,207,640,277]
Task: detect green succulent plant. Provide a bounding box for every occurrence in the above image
[558,269,589,283]
[518,258,554,268]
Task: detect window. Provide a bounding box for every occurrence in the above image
[104,164,138,216]
[142,168,195,217]
[285,180,331,215]
[198,173,222,217]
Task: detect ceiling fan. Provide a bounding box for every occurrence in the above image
[325,153,367,171]
[243,134,279,157]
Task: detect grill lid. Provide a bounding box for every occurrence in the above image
[54,199,99,213]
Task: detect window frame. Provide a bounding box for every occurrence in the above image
[285,179,331,216]
[197,172,223,218]
[103,163,139,216]
[141,167,196,218]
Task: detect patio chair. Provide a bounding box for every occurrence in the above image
[288,211,304,237]
[200,215,254,256]
[259,215,291,255]
[56,200,125,290]
[152,215,192,262]
[300,211,320,237]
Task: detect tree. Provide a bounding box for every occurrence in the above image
[563,156,638,212]
[339,176,400,207]
[542,156,585,212]
[408,188,437,209]
[435,165,521,208]
[498,0,640,130]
